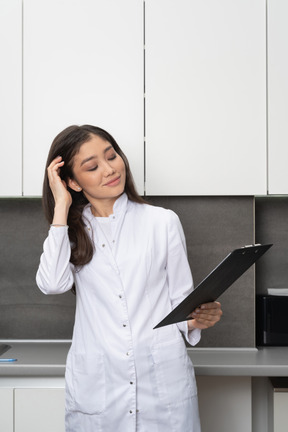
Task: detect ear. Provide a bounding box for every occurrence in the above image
[68,178,82,192]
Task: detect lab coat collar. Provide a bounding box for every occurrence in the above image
[82,193,128,224]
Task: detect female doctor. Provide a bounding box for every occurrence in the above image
[36,124,222,432]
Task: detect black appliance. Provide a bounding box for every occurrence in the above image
[256,295,288,346]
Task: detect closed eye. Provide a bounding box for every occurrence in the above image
[108,154,117,161]
[87,166,98,171]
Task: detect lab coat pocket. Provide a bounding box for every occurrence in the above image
[151,339,197,406]
[72,352,106,415]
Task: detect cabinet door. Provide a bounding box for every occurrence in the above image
[0,388,13,432]
[0,0,22,197]
[15,388,65,432]
[197,376,252,432]
[23,0,144,196]
[145,0,266,195]
[274,391,288,432]
[267,0,288,194]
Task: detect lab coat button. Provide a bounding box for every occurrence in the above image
[130,382,133,385]
[129,410,133,414]
[123,324,127,327]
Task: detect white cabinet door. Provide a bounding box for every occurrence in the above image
[23,0,144,196]
[0,388,13,432]
[0,0,22,197]
[267,0,288,194]
[15,388,65,432]
[145,0,266,195]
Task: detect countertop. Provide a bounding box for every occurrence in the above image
[0,341,288,377]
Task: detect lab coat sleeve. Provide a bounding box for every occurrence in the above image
[36,226,74,295]
[166,210,201,346]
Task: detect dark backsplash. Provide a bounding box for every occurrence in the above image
[1,195,285,346]
[0,196,258,347]
[0,199,75,339]
[255,196,288,294]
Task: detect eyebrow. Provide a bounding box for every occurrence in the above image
[80,145,113,167]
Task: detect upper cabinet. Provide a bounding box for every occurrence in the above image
[267,0,288,194]
[2,1,287,197]
[0,0,22,197]
[145,0,267,195]
[23,0,144,196]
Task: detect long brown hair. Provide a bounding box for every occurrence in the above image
[43,125,145,266]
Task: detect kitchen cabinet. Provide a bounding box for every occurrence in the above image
[267,0,288,194]
[145,0,267,195]
[0,0,22,197]
[15,388,65,432]
[0,377,65,432]
[23,0,144,196]
[0,388,13,432]
[197,376,252,432]
[273,391,288,432]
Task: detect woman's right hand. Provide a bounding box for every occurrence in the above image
[47,156,72,210]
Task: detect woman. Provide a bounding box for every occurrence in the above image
[36,124,222,432]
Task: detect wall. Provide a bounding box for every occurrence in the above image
[0,196,255,346]
[0,199,75,339]
[255,196,288,293]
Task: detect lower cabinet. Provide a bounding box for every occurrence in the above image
[15,388,65,432]
[0,380,65,432]
[0,388,14,432]
[273,391,288,432]
[196,376,252,432]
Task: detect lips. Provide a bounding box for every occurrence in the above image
[104,176,121,187]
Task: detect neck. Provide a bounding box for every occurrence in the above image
[90,198,117,217]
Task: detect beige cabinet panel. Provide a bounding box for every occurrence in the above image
[0,388,13,432]
[15,388,65,432]
[197,376,252,432]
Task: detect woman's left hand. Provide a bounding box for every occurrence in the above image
[187,301,223,330]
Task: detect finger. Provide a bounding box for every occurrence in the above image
[199,301,222,310]
[48,157,64,174]
[193,311,222,327]
[192,312,222,323]
[192,306,222,318]
[189,317,218,330]
[47,158,65,184]
[191,306,223,321]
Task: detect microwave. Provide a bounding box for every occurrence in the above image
[256,295,288,346]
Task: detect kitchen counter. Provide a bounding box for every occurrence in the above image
[0,340,288,377]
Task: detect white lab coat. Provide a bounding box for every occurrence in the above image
[36,193,202,432]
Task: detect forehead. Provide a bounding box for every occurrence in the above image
[78,135,111,154]
[73,135,113,163]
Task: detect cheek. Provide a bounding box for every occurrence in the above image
[119,159,126,176]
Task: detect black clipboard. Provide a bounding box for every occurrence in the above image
[154,243,272,329]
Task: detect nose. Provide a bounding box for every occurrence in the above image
[103,161,115,177]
